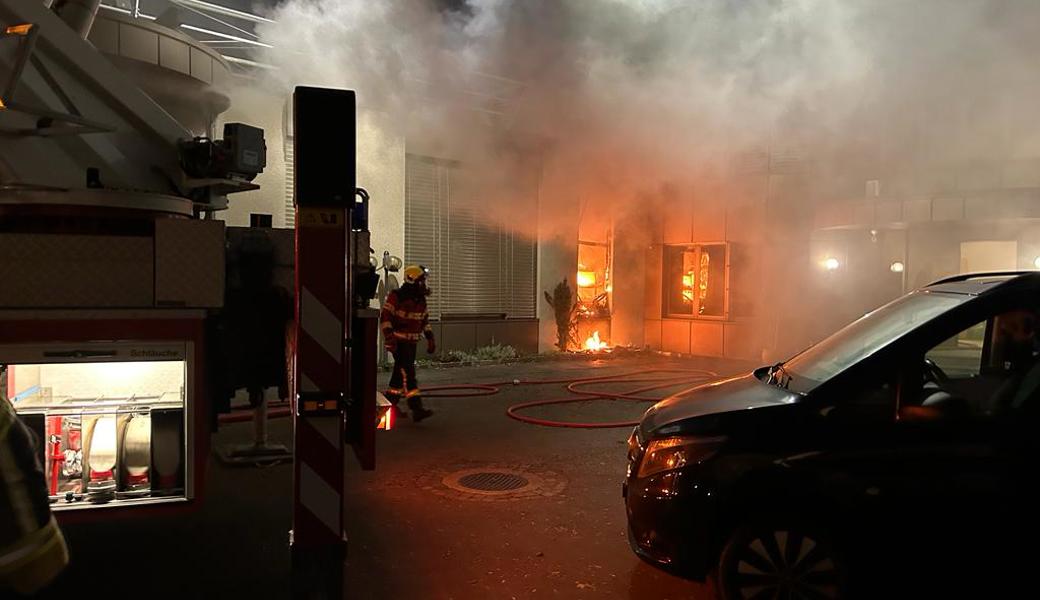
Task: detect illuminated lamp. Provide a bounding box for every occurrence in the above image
[577,270,597,288]
[1034,256,1040,270]
[823,257,840,271]
[890,261,905,273]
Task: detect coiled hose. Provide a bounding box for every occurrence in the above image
[424,368,718,429]
[217,368,718,429]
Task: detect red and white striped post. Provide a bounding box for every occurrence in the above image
[290,86,356,599]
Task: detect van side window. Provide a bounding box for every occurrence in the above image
[904,308,1040,420]
[925,320,987,379]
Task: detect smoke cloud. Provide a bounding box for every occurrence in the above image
[252,0,1040,354]
[253,0,1040,229]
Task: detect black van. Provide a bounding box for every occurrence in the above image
[625,272,1040,599]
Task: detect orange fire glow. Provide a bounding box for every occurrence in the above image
[584,330,609,351]
[376,394,394,430]
[577,270,597,288]
[377,406,394,431]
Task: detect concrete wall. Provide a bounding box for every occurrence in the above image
[642,180,770,362]
[364,112,406,266]
[420,319,540,357]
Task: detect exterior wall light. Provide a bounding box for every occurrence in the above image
[823,257,840,271]
[890,261,905,273]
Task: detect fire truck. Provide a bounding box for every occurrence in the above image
[0,2,381,596]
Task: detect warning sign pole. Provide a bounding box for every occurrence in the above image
[290,86,356,600]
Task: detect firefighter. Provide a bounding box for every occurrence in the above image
[381,265,436,422]
[0,386,69,596]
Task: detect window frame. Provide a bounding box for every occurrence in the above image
[576,239,612,319]
[661,242,731,321]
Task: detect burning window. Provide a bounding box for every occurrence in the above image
[576,240,611,320]
[663,243,729,318]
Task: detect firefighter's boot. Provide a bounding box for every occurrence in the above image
[407,395,434,422]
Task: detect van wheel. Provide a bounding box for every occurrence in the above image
[715,522,846,600]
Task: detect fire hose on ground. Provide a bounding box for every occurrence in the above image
[425,368,719,428]
[217,368,719,429]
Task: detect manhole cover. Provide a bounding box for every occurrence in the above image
[457,472,529,492]
[430,466,564,500]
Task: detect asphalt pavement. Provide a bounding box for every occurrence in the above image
[42,352,749,600]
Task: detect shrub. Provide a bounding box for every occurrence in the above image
[437,344,519,364]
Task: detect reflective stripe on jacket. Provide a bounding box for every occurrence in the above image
[0,400,69,595]
[380,288,434,343]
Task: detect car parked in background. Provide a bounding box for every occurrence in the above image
[625,272,1040,599]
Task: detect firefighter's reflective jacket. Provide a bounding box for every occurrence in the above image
[380,286,434,343]
[0,398,69,596]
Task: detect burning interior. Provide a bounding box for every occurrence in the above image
[576,238,612,351]
[663,243,729,319]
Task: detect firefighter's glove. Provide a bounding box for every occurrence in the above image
[426,339,437,355]
[384,334,397,353]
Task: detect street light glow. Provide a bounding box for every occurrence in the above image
[823,257,840,271]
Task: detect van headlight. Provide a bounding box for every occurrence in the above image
[636,435,727,479]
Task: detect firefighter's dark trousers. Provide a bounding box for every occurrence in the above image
[387,342,425,411]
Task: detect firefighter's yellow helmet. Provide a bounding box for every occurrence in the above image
[403,265,428,284]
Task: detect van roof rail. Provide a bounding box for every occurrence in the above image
[927,271,1034,286]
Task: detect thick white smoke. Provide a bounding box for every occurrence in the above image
[253,0,1040,228]
[251,0,1040,355]
[253,1,860,216]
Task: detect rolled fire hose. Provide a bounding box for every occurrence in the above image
[86,415,116,474]
[122,414,151,485]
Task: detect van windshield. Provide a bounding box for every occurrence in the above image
[781,291,968,390]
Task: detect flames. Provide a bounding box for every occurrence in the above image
[584,330,609,351]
